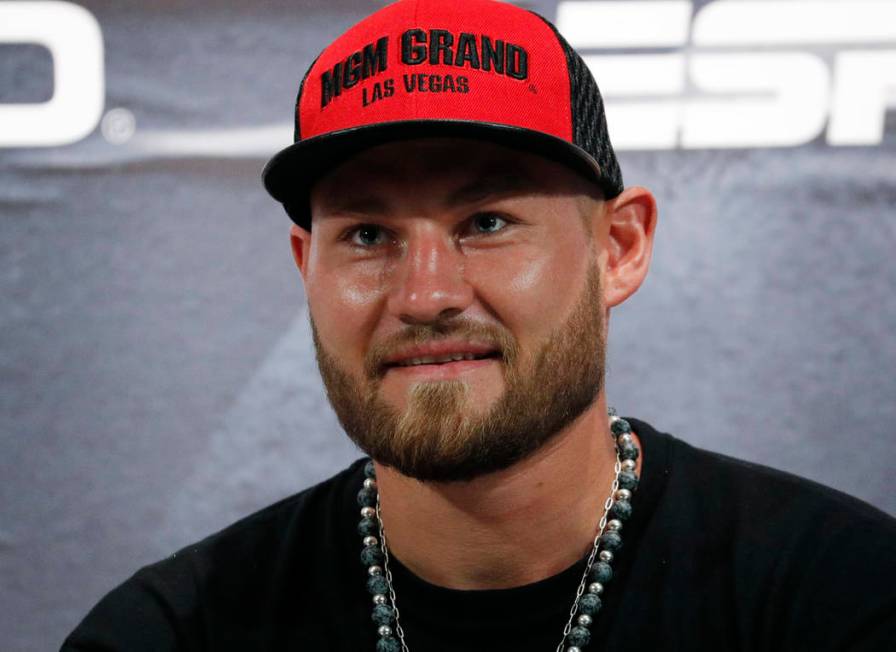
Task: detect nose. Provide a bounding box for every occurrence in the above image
[386,228,474,325]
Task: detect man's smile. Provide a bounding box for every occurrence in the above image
[380,340,501,378]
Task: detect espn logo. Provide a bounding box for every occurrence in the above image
[0,1,103,147]
[557,0,896,149]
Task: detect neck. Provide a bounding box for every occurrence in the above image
[373,393,640,590]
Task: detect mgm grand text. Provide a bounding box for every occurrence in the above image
[320,29,530,108]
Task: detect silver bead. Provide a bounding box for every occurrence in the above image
[606,519,622,532]
[577,614,593,626]
[363,478,377,491]
[363,536,379,547]
[599,550,614,563]
[615,488,632,501]
[588,582,604,594]
[621,459,636,472]
[373,594,387,605]
[567,647,582,652]
[378,625,392,637]
[361,506,376,519]
[368,565,383,576]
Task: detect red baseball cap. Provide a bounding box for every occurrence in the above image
[262,0,623,228]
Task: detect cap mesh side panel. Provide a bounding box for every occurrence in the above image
[532,12,623,197]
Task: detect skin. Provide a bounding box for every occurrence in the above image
[290,138,657,590]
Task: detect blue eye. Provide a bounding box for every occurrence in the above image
[350,224,386,246]
[472,213,508,234]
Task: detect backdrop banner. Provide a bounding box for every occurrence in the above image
[1,1,894,650]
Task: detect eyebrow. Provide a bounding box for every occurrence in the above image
[319,166,536,217]
[446,169,535,206]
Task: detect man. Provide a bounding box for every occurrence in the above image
[63,0,896,650]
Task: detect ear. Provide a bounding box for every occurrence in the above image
[601,186,658,308]
[289,223,312,280]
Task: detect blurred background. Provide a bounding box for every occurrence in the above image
[1,0,894,649]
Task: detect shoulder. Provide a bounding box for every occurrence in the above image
[174,455,366,572]
[627,417,896,650]
[629,416,896,535]
[62,457,369,651]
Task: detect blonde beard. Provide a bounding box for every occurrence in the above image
[312,263,606,482]
[392,380,472,470]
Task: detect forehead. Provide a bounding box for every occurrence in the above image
[309,138,600,216]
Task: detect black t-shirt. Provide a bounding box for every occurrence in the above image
[62,419,896,651]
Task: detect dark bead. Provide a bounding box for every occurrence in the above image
[607,406,617,417]
[610,499,632,521]
[372,604,395,625]
[357,488,377,508]
[367,574,388,595]
[364,460,376,479]
[618,471,639,490]
[358,517,379,537]
[610,417,631,435]
[361,546,384,566]
[579,592,602,615]
[567,625,591,647]
[600,531,623,552]
[591,561,613,583]
[618,443,639,461]
[376,637,400,652]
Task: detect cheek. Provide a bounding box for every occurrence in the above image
[469,236,589,340]
[306,263,386,358]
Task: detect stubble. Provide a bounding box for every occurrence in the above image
[312,264,606,482]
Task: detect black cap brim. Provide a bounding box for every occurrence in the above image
[262,119,621,229]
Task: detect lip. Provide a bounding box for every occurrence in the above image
[382,340,500,368]
[380,340,502,381]
[385,357,498,380]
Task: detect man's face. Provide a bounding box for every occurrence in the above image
[301,139,608,482]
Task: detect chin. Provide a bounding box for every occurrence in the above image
[386,379,502,418]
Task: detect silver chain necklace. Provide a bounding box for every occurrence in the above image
[356,411,640,652]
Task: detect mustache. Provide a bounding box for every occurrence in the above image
[364,319,518,378]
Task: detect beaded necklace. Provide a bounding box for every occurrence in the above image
[356,410,640,652]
